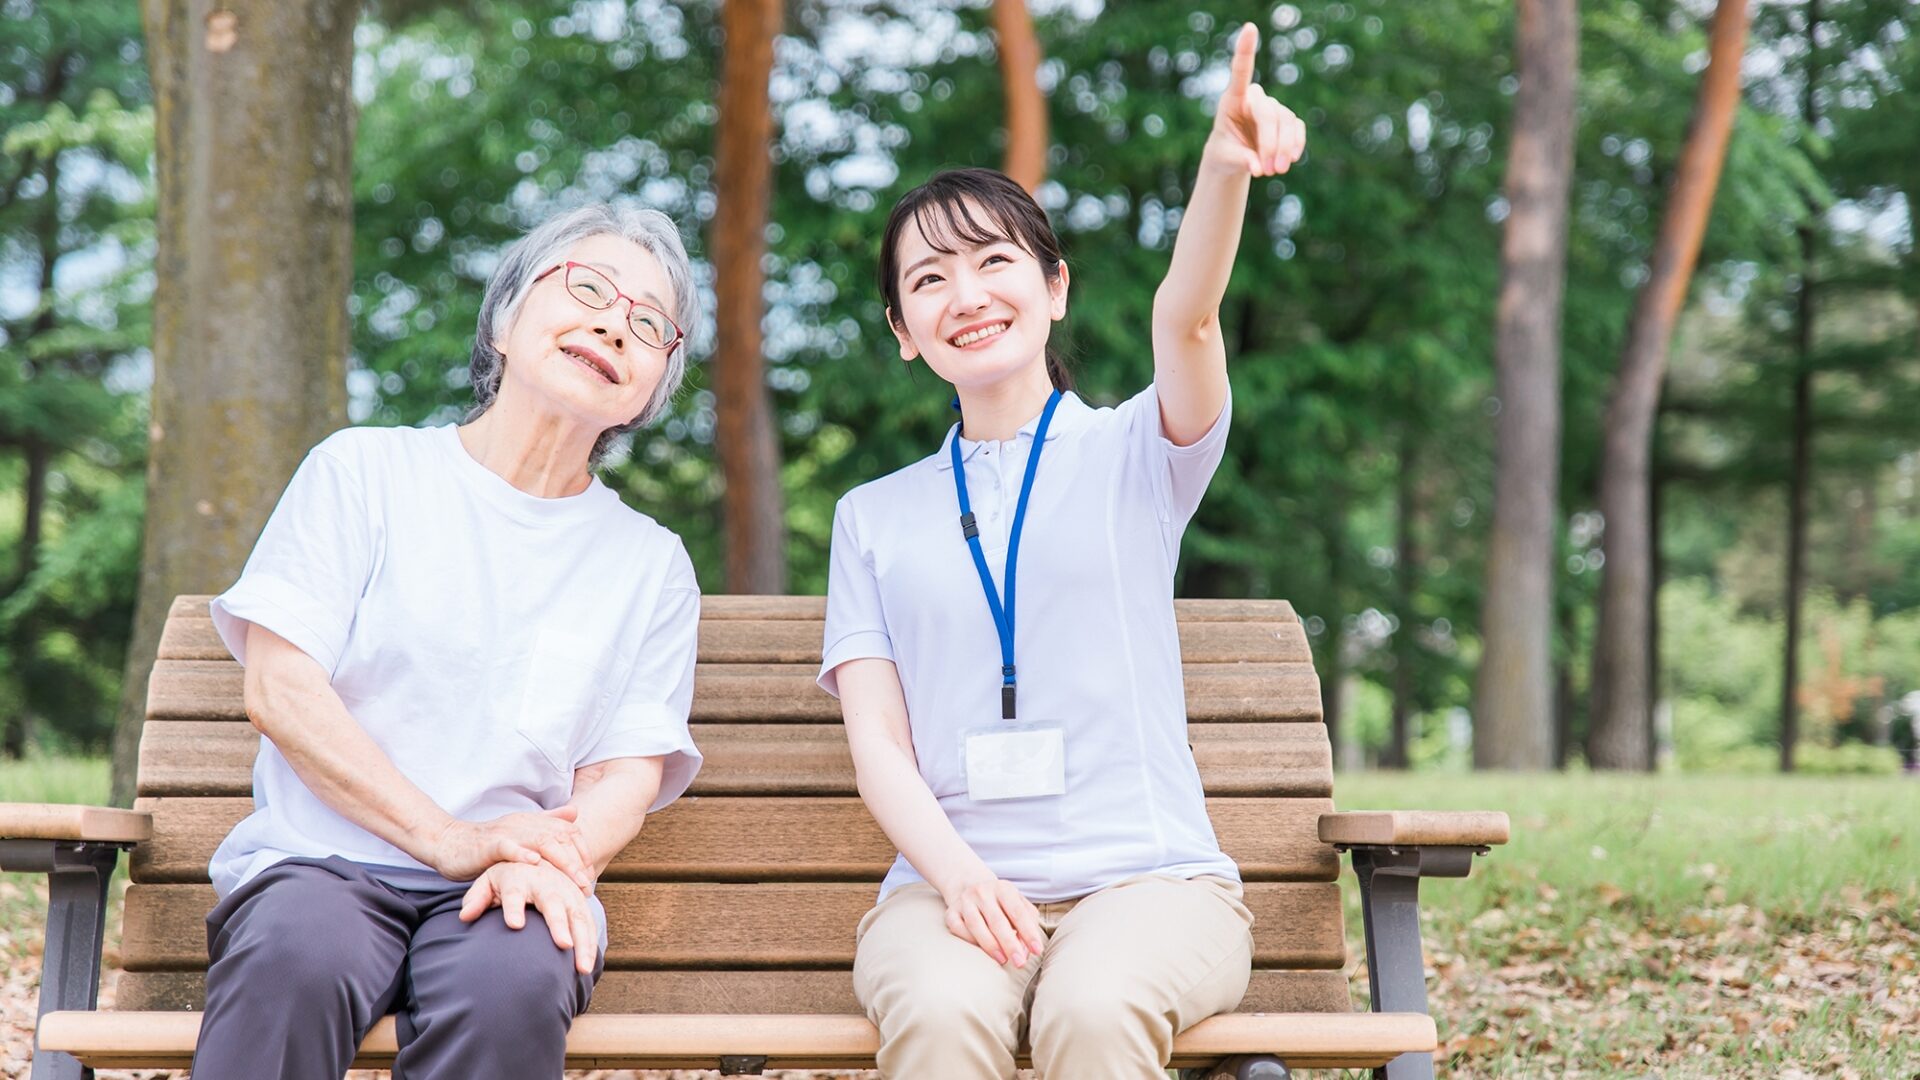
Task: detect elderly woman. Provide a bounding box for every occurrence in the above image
[189,204,703,1080]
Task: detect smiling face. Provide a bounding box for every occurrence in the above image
[887,198,1069,393]
[492,232,676,432]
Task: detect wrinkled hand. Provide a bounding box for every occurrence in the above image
[428,806,596,889]
[1207,24,1307,176]
[459,859,600,975]
[942,877,1046,968]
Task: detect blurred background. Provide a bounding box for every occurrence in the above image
[1,0,1916,785]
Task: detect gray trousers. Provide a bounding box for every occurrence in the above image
[192,856,600,1080]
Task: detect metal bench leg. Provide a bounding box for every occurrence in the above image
[0,840,121,1080]
[1354,849,1438,1080]
[1182,1055,1291,1079]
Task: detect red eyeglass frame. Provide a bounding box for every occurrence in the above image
[534,261,684,353]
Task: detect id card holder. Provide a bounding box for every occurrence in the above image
[960,723,1066,802]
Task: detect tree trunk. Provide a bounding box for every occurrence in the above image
[1552,597,1575,768]
[712,0,788,594]
[1588,0,1749,771]
[1384,432,1419,769]
[1782,259,1813,774]
[1322,621,1348,771]
[1646,423,1665,763]
[1782,0,1823,775]
[1318,498,1349,765]
[1473,0,1577,771]
[14,147,60,593]
[993,0,1049,193]
[110,0,355,803]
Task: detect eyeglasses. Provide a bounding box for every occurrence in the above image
[533,261,683,353]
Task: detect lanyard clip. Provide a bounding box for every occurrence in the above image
[1001,665,1016,720]
[960,512,979,540]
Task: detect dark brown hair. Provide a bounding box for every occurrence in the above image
[877,167,1073,391]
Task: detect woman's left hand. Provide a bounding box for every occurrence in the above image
[459,860,600,975]
[1205,24,1307,177]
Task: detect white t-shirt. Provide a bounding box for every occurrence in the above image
[817,386,1241,903]
[208,424,702,898]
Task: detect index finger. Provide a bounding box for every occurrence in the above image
[1229,22,1260,91]
[458,874,496,923]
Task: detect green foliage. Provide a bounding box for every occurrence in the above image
[0,0,1915,768]
[0,1,153,754]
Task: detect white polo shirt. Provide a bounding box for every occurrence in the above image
[818,386,1241,903]
[207,424,703,899]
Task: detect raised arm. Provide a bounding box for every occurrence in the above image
[1151,24,1307,445]
[836,657,1046,968]
[242,622,596,887]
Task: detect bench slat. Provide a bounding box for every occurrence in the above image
[146,659,1323,724]
[130,796,1340,884]
[160,613,1310,665]
[166,594,1298,633]
[43,1008,1430,1070]
[115,966,1354,1015]
[120,881,1345,972]
[136,721,1333,800]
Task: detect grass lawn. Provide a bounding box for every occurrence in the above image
[3,758,1915,1078]
[1335,771,1919,1078]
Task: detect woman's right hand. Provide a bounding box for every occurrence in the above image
[428,807,596,887]
[941,876,1047,968]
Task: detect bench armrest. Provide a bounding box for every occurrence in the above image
[0,804,140,1077]
[1320,811,1511,1080]
[1317,810,1509,849]
[0,802,152,844]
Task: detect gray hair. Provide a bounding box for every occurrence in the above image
[468,203,698,466]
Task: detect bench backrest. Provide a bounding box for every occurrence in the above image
[118,595,1348,1015]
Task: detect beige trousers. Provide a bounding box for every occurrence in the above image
[852,874,1255,1080]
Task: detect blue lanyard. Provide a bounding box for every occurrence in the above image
[950,389,1063,720]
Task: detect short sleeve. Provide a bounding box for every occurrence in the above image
[209,444,373,673]
[1119,383,1232,533]
[579,547,703,812]
[817,496,895,698]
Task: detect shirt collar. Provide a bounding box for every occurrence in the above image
[935,390,1089,471]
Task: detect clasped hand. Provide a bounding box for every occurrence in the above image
[431,807,601,974]
[428,804,596,887]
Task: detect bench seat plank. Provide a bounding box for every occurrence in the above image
[41,1009,1432,1070]
[161,612,1310,665]
[115,966,1356,1014]
[135,721,1334,799]
[120,881,1345,972]
[145,659,1323,724]
[131,796,1340,884]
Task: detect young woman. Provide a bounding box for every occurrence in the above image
[817,26,1306,1080]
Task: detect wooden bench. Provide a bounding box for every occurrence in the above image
[3,594,1509,1079]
